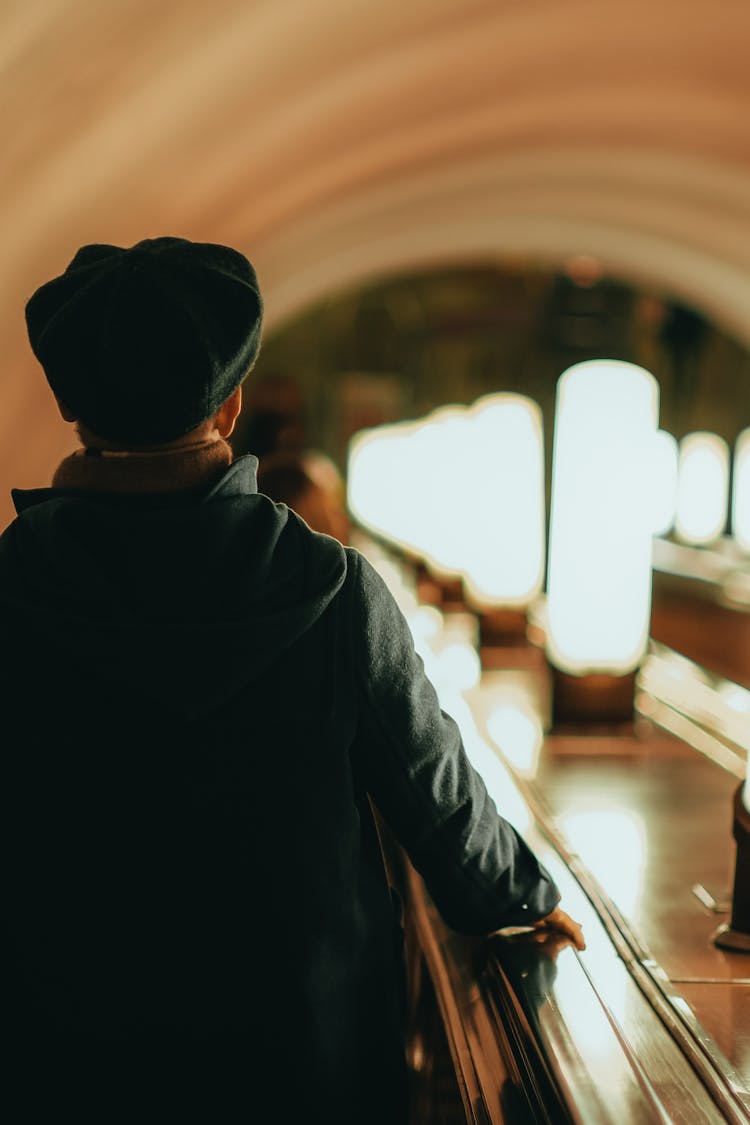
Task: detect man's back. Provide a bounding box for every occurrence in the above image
[0,458,407,1121]
[3,235,582,1122]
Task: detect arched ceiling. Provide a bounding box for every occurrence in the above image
[2,0,750,522]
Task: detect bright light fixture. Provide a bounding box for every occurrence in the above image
[546,359,659,675]
[462,393,545,607]
[348,394,546,609]
[347,419,417,550]
[414,407,475,577]
[650,430,679,537]
[674,432,729,546]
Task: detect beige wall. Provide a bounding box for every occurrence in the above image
[2,0,750,522]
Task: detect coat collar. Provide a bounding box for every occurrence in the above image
[12,453,260,515]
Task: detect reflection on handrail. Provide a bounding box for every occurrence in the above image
[403,855,575,1124]
[404,847,736,1124]
[486,933,675,1125]
[500,777,750,1124]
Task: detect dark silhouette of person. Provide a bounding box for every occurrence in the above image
[0,236,584,1123]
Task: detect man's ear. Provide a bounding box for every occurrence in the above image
[214,385,243,439]
[55,397,77,423]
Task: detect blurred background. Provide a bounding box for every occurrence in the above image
[5,4,750,1114]
[3,0,750,519]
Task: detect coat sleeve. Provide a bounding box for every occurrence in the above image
[348,549,560,935]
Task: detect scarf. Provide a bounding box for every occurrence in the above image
[52,437,234,494]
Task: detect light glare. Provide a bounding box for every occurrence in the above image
[674,432,729,546]
[546,360,659,674]
[559,808,646,919]
[347,419,421,551]
[462,394,545,607]
[650,430,678,536]
[347,393,546,609]
[435,642,482,692]
[486,700,543,775]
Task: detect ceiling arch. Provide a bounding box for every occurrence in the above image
[256,146,750,339]
[2,0,750,520]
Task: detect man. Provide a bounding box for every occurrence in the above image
[1,237,583,1121]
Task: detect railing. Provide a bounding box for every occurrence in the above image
[401,771,750,1124]
[360,532,750,1122]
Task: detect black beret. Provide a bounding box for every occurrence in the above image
[25,236,263,444]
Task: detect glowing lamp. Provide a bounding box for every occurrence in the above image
[546,360,659,679]
[674,432,729,546]
[650,430,679,537]
[462,394,545,608]
[348,408,478,595]
[347,420,419,550]
[416,407,474,578]
[732,428,750,553]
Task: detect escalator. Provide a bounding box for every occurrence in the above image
[382,550,750,1123]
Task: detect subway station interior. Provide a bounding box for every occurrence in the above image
[3,1,750,1120]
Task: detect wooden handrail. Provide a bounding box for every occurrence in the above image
[400,842,748,1123]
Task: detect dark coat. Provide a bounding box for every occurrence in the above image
[0,456,558,1122]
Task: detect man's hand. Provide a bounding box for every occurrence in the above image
[531,905,586,950]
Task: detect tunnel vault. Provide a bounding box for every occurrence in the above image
[2,0,750,523]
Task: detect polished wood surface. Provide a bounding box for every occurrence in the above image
[535,743,739,980]
[417,554,750,1120]
[468,605,750,1117]
[404,784,737,1122]
[533,738,750,1081]
[677,984,750,1085]
[651,575,750,689]
[336,538,750,1118]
